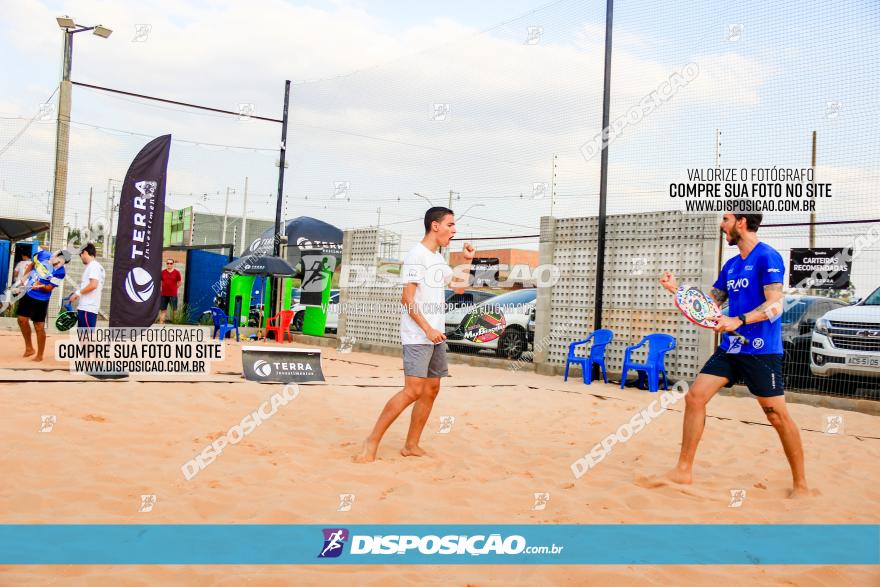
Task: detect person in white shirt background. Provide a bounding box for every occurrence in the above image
[12,251,31,287]
[68,243,105,329]
[354,206,475,463]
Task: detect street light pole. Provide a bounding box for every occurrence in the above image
[50,30,73,251]
[50,17,112,252]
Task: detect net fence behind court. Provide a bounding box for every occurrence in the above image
[1,0,877,399]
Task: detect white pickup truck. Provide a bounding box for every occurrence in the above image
[810,286,880,390]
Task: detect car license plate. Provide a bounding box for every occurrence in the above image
[847,355,880,368]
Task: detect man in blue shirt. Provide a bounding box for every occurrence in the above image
[16,249,71,361]
[652,214,809,498]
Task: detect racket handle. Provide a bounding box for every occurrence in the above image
[732,331,750,345]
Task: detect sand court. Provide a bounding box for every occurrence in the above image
[1,331,878,584]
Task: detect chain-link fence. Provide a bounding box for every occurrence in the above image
[2,0,877,398]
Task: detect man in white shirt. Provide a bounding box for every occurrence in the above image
[12,251,31,287]
[68,243,105,329]
[354,207,475,463]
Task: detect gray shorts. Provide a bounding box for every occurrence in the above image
[403,344,449,378]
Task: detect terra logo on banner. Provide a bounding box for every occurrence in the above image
[125,267,154,303]
[253,360,272,377]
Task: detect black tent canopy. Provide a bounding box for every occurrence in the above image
[0,218,50,241]
[242,216,342,271]
[222,255,298,276]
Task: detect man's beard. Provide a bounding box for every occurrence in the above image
[724,226,741,245]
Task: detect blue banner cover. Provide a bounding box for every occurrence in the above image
[0,524,877,565]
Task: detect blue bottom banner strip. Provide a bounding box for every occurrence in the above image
[0,524,877,564]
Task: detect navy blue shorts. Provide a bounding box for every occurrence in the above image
[700,348,784,397]
[77,310,98,328]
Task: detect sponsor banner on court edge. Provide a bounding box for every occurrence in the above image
[109,134,171,327]
[241,345,325,383]
[1,525,876,565]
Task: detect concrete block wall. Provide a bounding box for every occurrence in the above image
[337,228,404,347]
[534,211,721,381]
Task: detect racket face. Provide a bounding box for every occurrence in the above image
[460,307,506,343]
[55,312,77,332]
[675,286,721,328]
[24,257,52,290]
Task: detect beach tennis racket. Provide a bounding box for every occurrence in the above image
[55,294,77,332]
[0,266,41,311]
[674,284,749,345]
[459,306,506,343]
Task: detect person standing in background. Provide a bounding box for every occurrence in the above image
[159,258,182,324]
[12,251,31,287]
[69,243,105,329]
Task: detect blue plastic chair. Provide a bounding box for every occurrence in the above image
[620,333,676,393]
[564,329,614,384]
[210,307,240,341]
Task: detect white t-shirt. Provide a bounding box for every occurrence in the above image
[400,242,453,345]
[14,260,30,284]
[77,260,105,314]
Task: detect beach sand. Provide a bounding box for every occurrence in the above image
[1,330,878,585]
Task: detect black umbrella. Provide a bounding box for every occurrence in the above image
[222,255,299,276]
[242,216,343,273]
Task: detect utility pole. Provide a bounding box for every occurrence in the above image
[87,186,93,229]
[222,186,234,243]
[377,207,381,228]
[107,184,117,256]
[240,176,249,253]
[446,189,459,262]
[810,130,816,248]
[105,178,112,234]
[714,129,722,167]
[549,153,558,217]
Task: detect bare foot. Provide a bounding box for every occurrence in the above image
[636,468,693,488]
[32,355,44,362]
[352,439,378,463]
[23,348,34,357]
[400,445,427,457]
[786,484,812,499]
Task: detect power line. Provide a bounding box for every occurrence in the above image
[66,118,278,152]
[0,85,59,158]
[71,81,283,123]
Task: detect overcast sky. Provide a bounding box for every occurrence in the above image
[1,0,877,293]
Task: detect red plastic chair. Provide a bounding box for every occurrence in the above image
[264,309,295,343]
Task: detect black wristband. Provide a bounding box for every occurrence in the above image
[736,314,747,325]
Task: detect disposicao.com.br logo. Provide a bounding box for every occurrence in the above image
[317,529,564,558]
